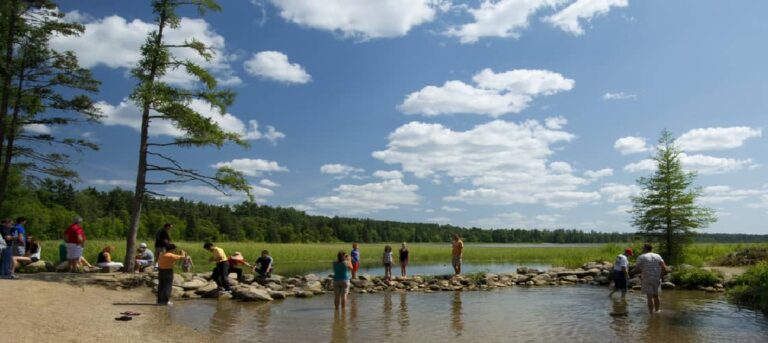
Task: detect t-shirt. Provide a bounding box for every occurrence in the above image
[137,249,154,263]
[12,224,26,245]
[399,249,409,262]
[64,223,85,244]
[229,257,246,267]
[256,256,273,272]
[383,251,393,264]
[158,252,184,269]
[0,226,11,246]
[452,240,464,257]
[154,229,171,249]
[350,249,360,263]
[97,251,109,264]
[333,261,351,281]
[211,247,227,263]
[29,243,41,259]
[613,254,629,272]
[636,252,665,281]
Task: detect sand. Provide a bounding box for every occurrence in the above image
[4,275,209,343]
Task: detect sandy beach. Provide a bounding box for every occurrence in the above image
[4,275,209,343]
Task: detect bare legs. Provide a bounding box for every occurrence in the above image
[400,262,407,277]
[646,294,661,314]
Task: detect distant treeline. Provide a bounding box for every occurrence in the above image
[2,177,767,244]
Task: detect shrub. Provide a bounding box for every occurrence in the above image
[727,262,768,314]
[671,268,722,289]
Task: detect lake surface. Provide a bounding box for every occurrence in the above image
[275,261,550,277]
[167,286,768,342]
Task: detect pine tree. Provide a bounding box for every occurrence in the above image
[631,129,717,264]
[123,0,250,271]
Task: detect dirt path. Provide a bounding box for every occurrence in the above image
[3,275,209,343]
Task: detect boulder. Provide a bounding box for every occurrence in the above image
[19,260,53,273]
[172,274,185,287]
[359,274,372,281]
[181,278,208,290]
[628,277,641,287]
[532,274,551,286]
[351,279,371,288]
[183,291,201,299]
[295,291,314,298]
[304,274,320,282]
[269,291,286,300]
[194,282,219,295]
[232,285,273,301]
[100,265,123,273]
[267,283,284,291]
[661,282,676,290]
[171,286,185,298]
[304,280,323,293]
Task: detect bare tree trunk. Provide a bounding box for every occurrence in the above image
[0,0,20,208]
[124,6,167,271]
[0,53,25,211]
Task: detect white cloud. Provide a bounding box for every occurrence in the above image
[165,185,222,197]
[95,98,284,142]
[165,183,273,203]
[614,136,649,155]
[310,178,420,215]
[535,214,562,223]
[446,0,565,44]
[747,195,768,209]
[374,119,602,208]
[544,116,568,129]
[441,206,464,212]
[260,179,280,187]
[399,68,573,117]
[609,204,632,215]
[212,158,288,177]
[584,168,613,180]
[23,124,52,134]
[267,0,443,39]
[50,15,240,87]
[90,179,134,187]
[677,127,762,152]
[426,216,451,224]
[623,154,754,175]
[599,183,640,202]
[244,51,311,84]
[320,164,365,178]
[702,185,767,204]
[373,170,404,180]
[544,0,629,35]
[623,158,655,173]
[603,91,636,100]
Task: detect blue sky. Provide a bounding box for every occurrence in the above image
[45,0,768,234]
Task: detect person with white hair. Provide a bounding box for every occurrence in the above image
[63,217,86,272]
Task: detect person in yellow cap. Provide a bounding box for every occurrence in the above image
[609,247,633,298]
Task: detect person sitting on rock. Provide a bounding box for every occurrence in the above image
[133,243,154,273]
[228,252,251,282]
[96,245,124,270]
[157,243,187,305]
[254,250,273,278]
[25,236,41,263]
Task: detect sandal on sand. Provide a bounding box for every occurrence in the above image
[120,311,141,316]
[114,316,133,321]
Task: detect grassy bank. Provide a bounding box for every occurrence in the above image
[39,241,765,276]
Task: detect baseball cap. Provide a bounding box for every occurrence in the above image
[624,247,633,256]
[139,243,147,248]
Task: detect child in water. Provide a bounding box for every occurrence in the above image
[382,245,393,281]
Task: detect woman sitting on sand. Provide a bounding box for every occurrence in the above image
[12,236,41,270]
[96,245,124,270]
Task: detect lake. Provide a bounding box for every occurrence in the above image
[167,286,768,342]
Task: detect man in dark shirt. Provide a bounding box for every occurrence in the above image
[154,223,173,256]
[0,218,16,278]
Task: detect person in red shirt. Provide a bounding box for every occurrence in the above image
[63,217,86,272]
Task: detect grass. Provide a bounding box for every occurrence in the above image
[671,268,723,289]
[727,262,768,314]
[38,241,766,276]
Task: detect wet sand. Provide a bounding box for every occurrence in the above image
[4,276,209,343]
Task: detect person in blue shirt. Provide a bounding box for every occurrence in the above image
[0,218,17,279]
[12,217,27,257]
[350,243,360,280]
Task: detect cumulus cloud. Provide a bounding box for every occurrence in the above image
[23,124,52,134]
[320,164,365,179]
[399,68,574,117]
[426,216,451,224]
[614,136,649,155]
[165,184,273,203]
[544,116,568,129]
[702,185,767,204]
[310,178,420,215]
[623,154,753,175]
[441,206,464,212]
[623,159,655,173]
[599,183,640,202]
[211,158,288,177]
[544,0,629,35]
[260,179,280,187]
[374,119,601,208]
[677,127,762,152]
[90,179,134,187]
[445,0,565,44]
[603,91,636,100]
[373,170,404,180]
[95,98,284,143]
[50,15,240,87]
[584,168,613,180]
[267,0,444,39]
[244,51,311,84]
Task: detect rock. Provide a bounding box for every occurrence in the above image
[295,291,314,298]
[100,265,123,273]
[628,277,641,287]
[561,275,579,283]
[359,274,372,281]
[232,285,273,301]
[351,279,370,288]
[269,291,286,300]
[304,274,320,282]
[587,268,601,276]
[304,280,323,293]
[181,278,208,290]
[661,282,676,289]
[141,266,155,273]
[195,282,219,295]
[517,267,539,275]
[704,287,716,293]
[532,274,551,286]
[285,278,302,286]
[183,291,201,299]
[267,283,284,291]
[171,286,185,298]
[19,260,53,273]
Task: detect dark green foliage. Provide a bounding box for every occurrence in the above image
[671,268,722,289]
[727,262,768,314]
[631,130,717,265]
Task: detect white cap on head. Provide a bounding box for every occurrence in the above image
[139,243,147,248]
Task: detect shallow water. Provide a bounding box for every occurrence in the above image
[168,286,768,343]
[275,261,550,277]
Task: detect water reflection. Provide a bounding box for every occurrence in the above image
[451,291,463,337]
[331,310,348,343]
[398,292,409,330]
[209,301,240,335]
[383,293,393,337]
[609,298,630,340]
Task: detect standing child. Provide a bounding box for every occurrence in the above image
[383,245,393,281]
[157,243,186,305]
[399,243,409,277]
[350,243,360,280]
[182,255,193,273]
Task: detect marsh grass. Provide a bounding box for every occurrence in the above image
[38,241,764,276]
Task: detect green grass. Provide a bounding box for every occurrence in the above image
[727,262,768,313]
[39,241,766,276]
[671,268,723,288]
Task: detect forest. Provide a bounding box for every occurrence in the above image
[3,175,766,244]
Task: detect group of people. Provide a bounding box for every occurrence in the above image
[0,217,42,279]
[610,243,668,314]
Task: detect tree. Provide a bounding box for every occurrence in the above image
[0,1,99,210]
[631,129,716,264]
[123,0,250,271]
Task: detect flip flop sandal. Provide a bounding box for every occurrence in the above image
[114,316,133,321]
[120,311,141,316]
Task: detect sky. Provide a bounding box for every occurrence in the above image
[43,0,768,234]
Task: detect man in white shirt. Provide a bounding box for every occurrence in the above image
[609,247,633,298]
[634,243,668,314]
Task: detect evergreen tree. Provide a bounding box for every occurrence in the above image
[123,0,250,270]
[631,129,717,264]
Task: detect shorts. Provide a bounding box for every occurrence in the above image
[30,257,39,263]
[137,259,153,268]
[641,278,662,295]
[13,246,25,257]
[352,261,360,272]
[333,280,350,297]
[452,256,462,267]
[612,270,628,291]
[65,243,83,260]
